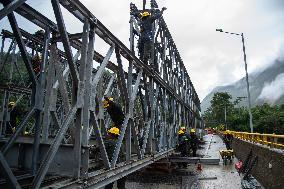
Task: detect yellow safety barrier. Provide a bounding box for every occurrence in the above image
[228,131,284,150]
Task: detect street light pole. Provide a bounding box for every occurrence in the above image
[241,33,253,133]
[216,29,254,133]
[224,105,227,130]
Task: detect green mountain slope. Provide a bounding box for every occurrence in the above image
[201,59,284,113]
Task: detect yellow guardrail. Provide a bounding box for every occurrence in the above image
[228,131,284,149]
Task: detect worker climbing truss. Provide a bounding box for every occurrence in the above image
[0,0,201,188]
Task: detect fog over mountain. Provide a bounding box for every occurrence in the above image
[258,73,284,104]
[201,58,284,113]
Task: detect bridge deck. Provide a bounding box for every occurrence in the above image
[125,134,245,189]
[196,134,242,189]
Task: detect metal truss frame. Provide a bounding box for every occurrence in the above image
[0,0,202,188]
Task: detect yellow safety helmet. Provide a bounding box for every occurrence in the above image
[180,126,186,131]
[178,130,185,135]
[108,127,120,135]
[103,97,114,108]
[8,101,16,107]
[32,54,42,61]
[190,129,195,133]
[141,11,151,18]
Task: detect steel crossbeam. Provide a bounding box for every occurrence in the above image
[0,0,202,188]
[168,157,220,165]
[0,0,26,21]
[0,152,21,189]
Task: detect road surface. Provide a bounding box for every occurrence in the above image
[118,134,244,189]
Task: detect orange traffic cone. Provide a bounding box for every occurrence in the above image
[197,162,202,171]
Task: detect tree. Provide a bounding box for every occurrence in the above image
[252,104,284,134]
[203,92,284,134]
[211,92,233,126]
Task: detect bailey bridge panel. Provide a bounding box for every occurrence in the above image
[0,0,201,188]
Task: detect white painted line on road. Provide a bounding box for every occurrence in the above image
[204,134,214,158]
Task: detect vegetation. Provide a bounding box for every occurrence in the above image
[0,52,36,133]
[203,92,284,134]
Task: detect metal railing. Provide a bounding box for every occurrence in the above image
[230,131,284,149]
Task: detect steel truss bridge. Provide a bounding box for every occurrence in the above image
[0,0,201,188]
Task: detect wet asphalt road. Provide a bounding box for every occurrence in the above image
[117,134,243,189]
[195,134,242,189]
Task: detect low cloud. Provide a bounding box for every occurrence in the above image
[257,73,284,104]
[1,0,284,101]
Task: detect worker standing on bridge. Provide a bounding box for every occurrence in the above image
[31,54,41,75]
[6,101,17,134]
[104,127,126,189]
[6,101,26,135]
[103,97,125,129]
[223,130,233,150]
[177,129,189,157]
[189,129,198,157]
[180,126,191,154]
[31,30,45,76]
[136,7,167,63]
[177,129,189,168]
[180,126,190,139]
[180,126,186,133]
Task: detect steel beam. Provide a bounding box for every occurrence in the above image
[2,0,37,86]
[111,70,142,167]
[90,111,111,169]
[0,152,21,189]
[32,28,51,174]
[0,38,15,74]
[51,0,78,87]
[6,0,199,115]
[0,35,6,66]
[168,157,220,165]
[56,149,174,189]
[1,107,35,155]
[81,24,95,178]
[32,106,78,189]
[92,46,114,87]
[0,0,202,188]
[60,0,199,113]
[73,19,90,179]
[0,0,26,21]
[115,46,129,109]
[42,43,56,141]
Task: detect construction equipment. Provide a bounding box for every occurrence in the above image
[236,150,261,189]
[219,149,234,165]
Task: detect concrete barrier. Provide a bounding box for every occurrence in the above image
[232,138,284,189]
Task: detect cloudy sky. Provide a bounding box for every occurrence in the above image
[1,0,284,101]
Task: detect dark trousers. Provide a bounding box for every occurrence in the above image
[138,32,153,62]
[105,177,126,189]
[192,147,197,157]
[225,141,232,150]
